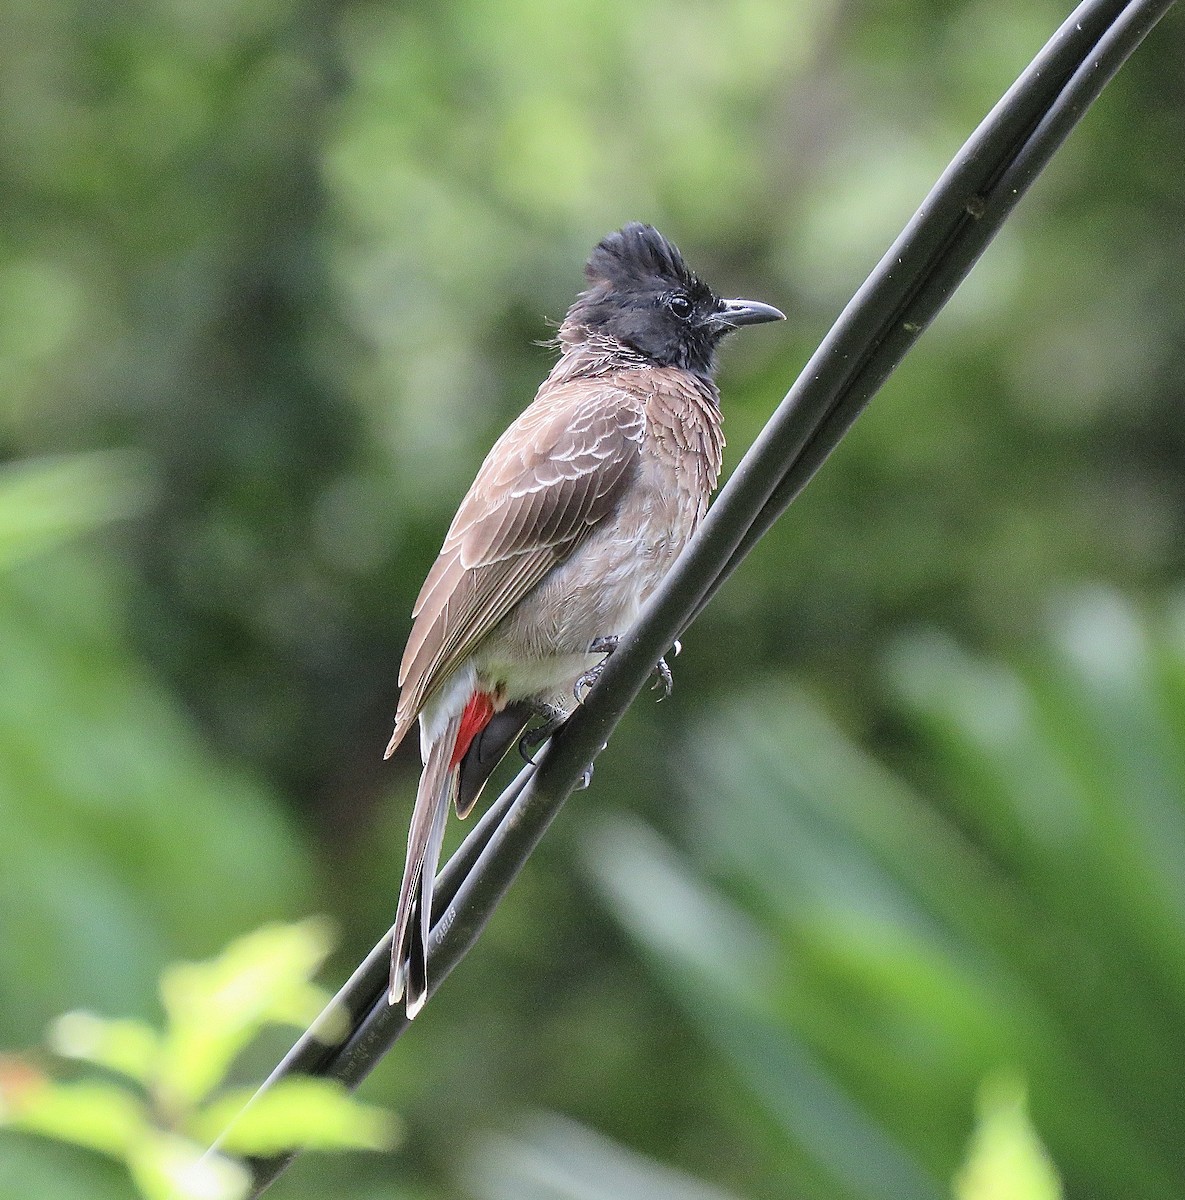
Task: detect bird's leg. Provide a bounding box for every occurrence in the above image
[517,700,601,789]
[574,635,681,703]
[574,636,618,702]
[650,637,682,699]
[517,701,568,764]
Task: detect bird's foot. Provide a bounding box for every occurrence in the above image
[650,638,683,699]
[517,703,568,764]
[574,637,617,703]
[515,705,596,789]
[574,635,681,703]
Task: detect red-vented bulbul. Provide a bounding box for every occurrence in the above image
[385,223,783,1015]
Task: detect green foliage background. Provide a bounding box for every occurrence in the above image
[0,0,1182,1196]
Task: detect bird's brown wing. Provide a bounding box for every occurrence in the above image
[385,378,646,757]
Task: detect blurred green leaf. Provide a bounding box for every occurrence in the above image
[197,1078,399,1155]
[49,1013,159,1087]
[0,547,316,1044]
[1,1078,150,1158]
[465,1113,744,1200]
[0,1135,133,1200]
[587,590,1185,1200]
[586,814,945,1200]
[157,919,335,1108]
[584,814,775,1010]
[126,1132,249,1200]
[1,919,396,1200]
[954,1077,1062,1200]
[0,453,149,572]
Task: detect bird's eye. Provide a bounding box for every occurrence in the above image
[667,293,693,319]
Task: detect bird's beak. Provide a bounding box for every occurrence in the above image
[712,297,786,328]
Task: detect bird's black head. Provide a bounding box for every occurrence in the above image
[564,223,783,378]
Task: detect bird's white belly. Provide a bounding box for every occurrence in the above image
[474,455,695,707]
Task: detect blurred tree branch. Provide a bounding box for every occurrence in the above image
[221,0,1178,1192]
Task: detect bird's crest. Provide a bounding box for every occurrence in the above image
[584,223,705,297]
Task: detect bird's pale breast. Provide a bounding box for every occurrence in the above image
[474,367,722,705]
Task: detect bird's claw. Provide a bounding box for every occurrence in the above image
[574,633,679,703]
[518,705,567,764]
[574,661,603,704]
[651,655,673,699]
[517,712,595,789]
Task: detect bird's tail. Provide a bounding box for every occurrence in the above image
[389,709,459,1017]
[390,690,510,1016]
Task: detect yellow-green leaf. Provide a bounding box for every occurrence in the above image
[954,1076,1062,1200]
[50,1011,160,1085]
[195,1078,400,1155]
[157,919,335,1107]
[127,1130,250,1200]
[0,1078,150,1158]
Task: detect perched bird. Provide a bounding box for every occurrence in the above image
[385,223,783,1015]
